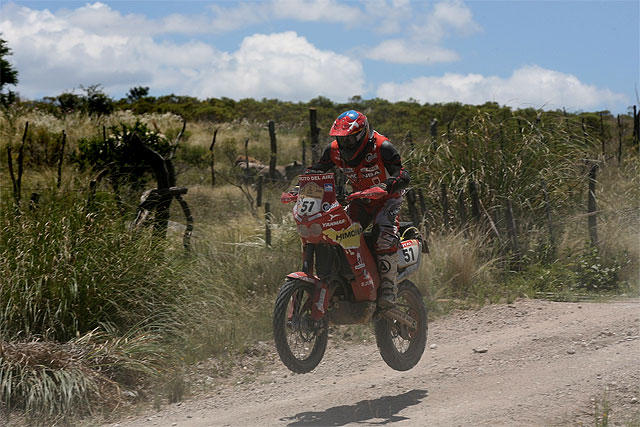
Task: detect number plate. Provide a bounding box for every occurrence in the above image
[296,197,322,216]
[397,239,420,268]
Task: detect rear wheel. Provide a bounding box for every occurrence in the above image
[273,279,328,373]
[374,280,427,371]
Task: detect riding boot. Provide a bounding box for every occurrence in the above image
[377,252,399,308]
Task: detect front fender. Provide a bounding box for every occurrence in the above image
[286,272,322,286]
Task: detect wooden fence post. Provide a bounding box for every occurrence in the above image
[588,164,598,246]
[265,202,272,247]
[633,105,639,148]
[209,128,218,187]
[309,108,320,164]
[57,130,66,189]
[634,105,640,153]
[256,175,264,208]
[268,120,277,182]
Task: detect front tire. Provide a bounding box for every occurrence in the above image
[374,280,427,371]
[273,279,328,373]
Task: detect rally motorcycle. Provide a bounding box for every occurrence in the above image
[273,173,427,373]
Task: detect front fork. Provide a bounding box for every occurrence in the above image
[285,271,330,322]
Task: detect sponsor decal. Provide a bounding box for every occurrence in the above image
[298,173,334,182]
[361,272,375,288]
[299,182,323,198]
[322,219,346,228]
[327,212,341,221]
[378,258,391,274]
[315,288,327,313]
[323,223,362,249]
[324,183,334,192]
[354,251,365,270]
[361,165,380,173]
[322,202,331,212]
[365,153,377,162]
[362,171,381,179]
[401,239,419,248]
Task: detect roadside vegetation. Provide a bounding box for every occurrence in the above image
[0,93,638,424]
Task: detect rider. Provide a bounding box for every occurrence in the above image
[306,110,410,307]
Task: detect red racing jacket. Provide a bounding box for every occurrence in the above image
[308,131,410,205]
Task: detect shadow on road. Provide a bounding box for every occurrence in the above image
[280,389,428,426]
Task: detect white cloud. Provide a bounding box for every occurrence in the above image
[376,65,628,111]
[416,0,482,42]
[0,2,363,101]
[366,39,460,65]
[200,32,365,101]
[366,0,481,64]
[271,0,361,23]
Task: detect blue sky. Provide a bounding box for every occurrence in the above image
[1,0,638,114]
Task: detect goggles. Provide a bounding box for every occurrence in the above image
[336,133,363,150]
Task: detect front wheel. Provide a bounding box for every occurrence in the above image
[273,279,328,373]
[374,280,427,371]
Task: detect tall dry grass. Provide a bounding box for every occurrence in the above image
[1,106,638,421]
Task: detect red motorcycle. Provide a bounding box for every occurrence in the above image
[273,173,427,373]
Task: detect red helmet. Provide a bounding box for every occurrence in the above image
[329,110,371,161]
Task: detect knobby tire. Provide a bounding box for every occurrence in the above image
[273,279,328,374]
[374,280,427,371]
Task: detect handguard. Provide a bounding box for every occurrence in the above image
[346,186,387,202]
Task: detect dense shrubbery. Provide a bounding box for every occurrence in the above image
[76,120,173,188]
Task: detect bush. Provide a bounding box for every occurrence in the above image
[573,245,625,292]
[76,120,173,189]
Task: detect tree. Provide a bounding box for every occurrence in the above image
[127,86,150,102]
[0,36,19,107]
[82,84,114,116]
[57,92,84,113]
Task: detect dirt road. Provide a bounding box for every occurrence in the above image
[114,299,640,427]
